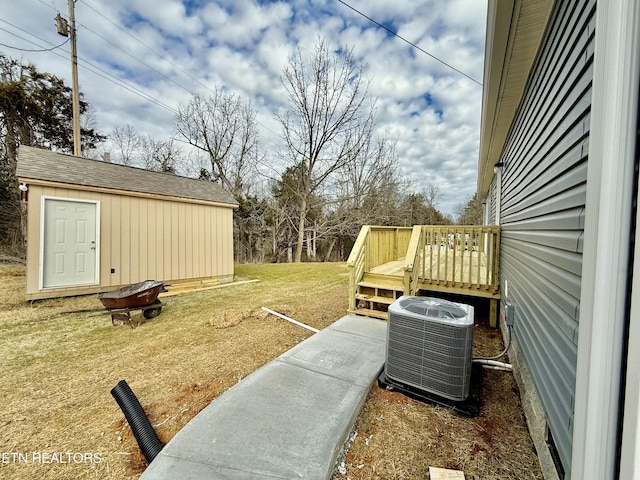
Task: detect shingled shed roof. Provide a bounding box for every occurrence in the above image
[16,145,238,207]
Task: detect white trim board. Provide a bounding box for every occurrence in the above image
[572,0,640,477]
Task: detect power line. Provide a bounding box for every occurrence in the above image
[336,0,482,86]
[76,0,285,145]
[80,26,196,98]
[34,0,57,12]
[9,0,285,151]
[79,0,213,94]
[0,35,68,52]
[79,59,179,115]
[0,19,178,115]
[2,15,283,150]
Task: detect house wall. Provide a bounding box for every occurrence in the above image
[489,1,595,476]
[25,184,234,299]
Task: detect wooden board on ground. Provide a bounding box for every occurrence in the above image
[429,466,465,479]
[159,279,259,297]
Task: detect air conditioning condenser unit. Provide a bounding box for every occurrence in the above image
[385,296,474,401]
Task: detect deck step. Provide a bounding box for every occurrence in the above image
[357,280,405,291]
[362,272,404,284]
[348,308,389,320]
[355,293,397,305]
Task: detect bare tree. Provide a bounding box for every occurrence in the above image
[104,125,183,173]
[269,164,309,262]
[423,184,441,209]
[341,136,400,210]
[420,184,444,225]
[110,124,141,166]
[139,136,181,173]
[320,136,402,254]
[277,39,376,262]
[175,90,259,200]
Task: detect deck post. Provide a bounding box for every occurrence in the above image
[348,266,356,312]
[489,298,498,328]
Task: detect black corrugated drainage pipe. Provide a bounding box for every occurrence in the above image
[111,380,163,463]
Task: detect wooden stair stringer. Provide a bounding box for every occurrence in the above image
[354,272,406,319]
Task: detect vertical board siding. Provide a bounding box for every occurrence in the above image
[25,186,234,297]
[24,186,41,293]
[178,203,186,279]
[139,200,149,278]
[170,202,180,279]
[497,0,595,475]
[100,193,113,284]
[110,195,122,285]
[164,202,173,280]
[197,206,205,276]
[204,207,212,276]
[130,198,140,283]
[120,196,132,283]
[155,201,164,281]
[147,201,157,281]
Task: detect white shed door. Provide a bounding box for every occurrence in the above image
[42,199,98,288]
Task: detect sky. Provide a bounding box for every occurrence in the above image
[0,0,487,216]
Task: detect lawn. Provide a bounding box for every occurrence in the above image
[0,262,541,479]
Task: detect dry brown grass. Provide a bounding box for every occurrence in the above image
[0,263,541,480]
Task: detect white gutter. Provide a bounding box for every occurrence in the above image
[494,163,503,226]
[572,0,640,478]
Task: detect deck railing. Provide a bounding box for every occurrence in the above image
[404,225,501,295]
[346,226,413,311]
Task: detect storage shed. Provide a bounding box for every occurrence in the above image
[16,145,239,300]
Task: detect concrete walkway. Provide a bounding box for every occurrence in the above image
[140,314,387,480]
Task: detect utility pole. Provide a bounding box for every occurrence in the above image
[68,0,81,156]
[55,2,81,156]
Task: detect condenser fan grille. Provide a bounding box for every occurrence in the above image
[385,296,474,401]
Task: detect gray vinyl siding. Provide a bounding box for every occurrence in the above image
[497,0,594,475]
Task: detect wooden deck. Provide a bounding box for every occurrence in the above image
[371,247,492,285]
[347,225,501,324]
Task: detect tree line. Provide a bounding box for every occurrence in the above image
[0,40,481,263]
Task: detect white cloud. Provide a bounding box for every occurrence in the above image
[1,0,487,215]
